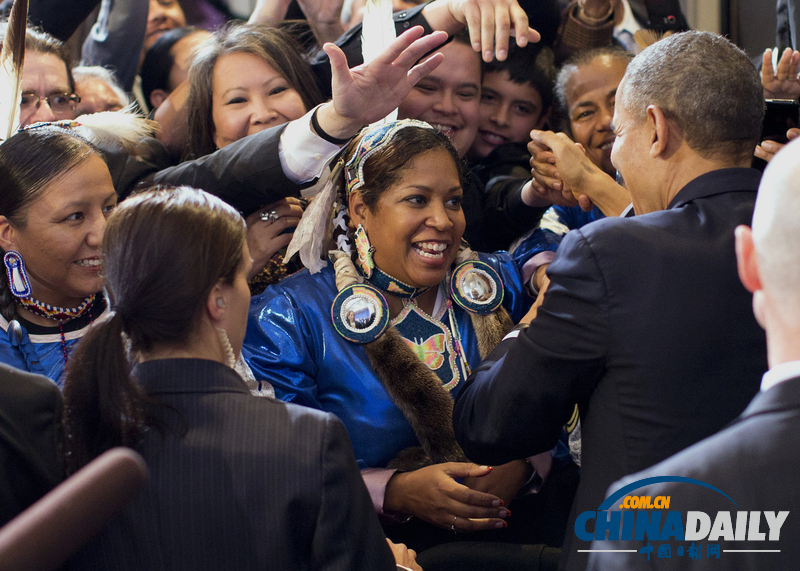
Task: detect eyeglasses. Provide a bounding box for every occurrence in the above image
[20,92,81,115]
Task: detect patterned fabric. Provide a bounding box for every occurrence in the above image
[344,119,433,196]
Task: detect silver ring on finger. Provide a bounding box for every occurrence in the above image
[451,515,458,533]
[261,210,280,224]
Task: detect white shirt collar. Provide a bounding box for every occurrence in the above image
[761,360,800,392]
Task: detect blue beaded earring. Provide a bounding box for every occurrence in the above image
[3,251,32,298]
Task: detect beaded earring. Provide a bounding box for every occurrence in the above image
[3,251,31,298]
[354,224,375,278]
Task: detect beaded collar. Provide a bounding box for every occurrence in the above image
[16,293,96,323]
[364,265,431,299]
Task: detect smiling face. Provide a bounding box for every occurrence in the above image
[1,154,116,308]
[398,41,481,158]
[470,70,546,159]
[351,149,465,289]
[565,56,628,177]
[211,51,307,149]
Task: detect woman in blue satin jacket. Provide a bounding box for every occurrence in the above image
[244,120,575,553]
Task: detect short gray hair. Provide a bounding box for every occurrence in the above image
[72,66,129,108]
[620,31,764,163]
[554,47,633,135]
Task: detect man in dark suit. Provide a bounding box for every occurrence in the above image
[0,364,63,526]
[587,137,800,569]
[452,31,768,571]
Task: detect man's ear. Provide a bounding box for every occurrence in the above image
[0,216,18,253]
[647,105,671,159]
[348,190,369,227]
[735,225,767,329]
[149,89,168,109]
[735,225,761,294]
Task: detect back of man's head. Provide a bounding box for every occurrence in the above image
[752,139,800,317]
[620,31,764,164]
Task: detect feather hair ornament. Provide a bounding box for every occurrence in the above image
[0,0,29,142]
[72,105,157,155]
[284,159,344,274]
[361,0,397,124]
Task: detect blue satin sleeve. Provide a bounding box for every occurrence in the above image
[244,289,322,410]
[478,251,531,321]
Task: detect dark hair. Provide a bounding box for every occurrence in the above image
[0,128,99,320]
[483,44,557,114]
[141,26,205,106]
[62,186,246,470]
[0,24,75,93]
[553,46,633,136]
[187,22,323,157]
[620,31,764,163]
[346,125,466,212]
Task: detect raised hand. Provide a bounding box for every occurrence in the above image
[423,0,540,62]
[316,26,447,139]
[384,462,510,531]
[762,47,800,100]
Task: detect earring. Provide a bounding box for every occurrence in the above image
[354,224,375,278]
[3,251,31,298]
[216,326,236,369]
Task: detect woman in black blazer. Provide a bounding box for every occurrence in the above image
[62,186,415,570]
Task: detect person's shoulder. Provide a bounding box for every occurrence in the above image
[0,363,60,403]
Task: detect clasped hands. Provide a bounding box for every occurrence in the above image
[523,130,631,217]
[384,460,531,532]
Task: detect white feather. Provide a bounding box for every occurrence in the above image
[361,0,397,124]
[285,161,344,274]
[73,105,157,155]
[0,0,29,142]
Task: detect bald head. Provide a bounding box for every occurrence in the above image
[751,139,800,310]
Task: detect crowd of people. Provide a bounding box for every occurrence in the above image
[1,0,800,569]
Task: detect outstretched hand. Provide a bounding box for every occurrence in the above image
[526,130,630,217]
[317,27,447,139]
[762,47,800,100]
[445,0,540,61]
[384,462,509,531]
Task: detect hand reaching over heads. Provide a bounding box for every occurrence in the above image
[315,27,448,140]
[762,48,800,100]
[423,0,541,62]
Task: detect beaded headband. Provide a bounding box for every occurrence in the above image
[344,119,435,197]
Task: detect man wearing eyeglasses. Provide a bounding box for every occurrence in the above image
[15,28,80,127]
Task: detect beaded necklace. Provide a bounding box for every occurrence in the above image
[14,293,96,364]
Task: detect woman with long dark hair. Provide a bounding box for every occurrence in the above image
[62,186,416,570]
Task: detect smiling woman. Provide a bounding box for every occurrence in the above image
[0,127,116,386]
[242,121,575,559]
[187,23,323,158]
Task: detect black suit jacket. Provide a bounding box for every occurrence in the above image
[588,375,800,569]
[453,168,768,570]
[0,363,63,527]
[70,359,395,571]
